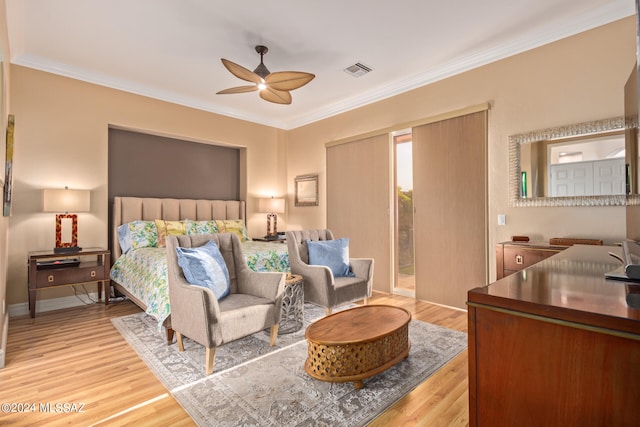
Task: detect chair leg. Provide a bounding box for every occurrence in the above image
[166,327,175,345]
[176,332,184,352]
[269,324,279,346]
[205,347,216,375]
[325,307,333,316]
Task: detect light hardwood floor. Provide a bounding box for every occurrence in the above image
[0,292,469,426]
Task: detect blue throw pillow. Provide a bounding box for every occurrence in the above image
[117,223,132,254]
[306,238,355,277]
[176,240,230,300]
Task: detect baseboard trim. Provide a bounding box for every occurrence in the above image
[9,292,100,318]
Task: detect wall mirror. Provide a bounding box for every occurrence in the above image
[295,174,318,206]
[509,116,638,207]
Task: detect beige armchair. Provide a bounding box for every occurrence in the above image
[166,233,285,375]
[286,229,373,316]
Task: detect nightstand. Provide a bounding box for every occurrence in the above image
[252,236,286,243]
[27,247,110,318]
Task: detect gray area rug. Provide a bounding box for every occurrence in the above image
[112,304,467,426]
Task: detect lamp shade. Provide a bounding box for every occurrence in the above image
[257,197,285,214]
[42,189,91,213]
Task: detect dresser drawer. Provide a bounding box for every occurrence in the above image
[502,247,560,271]
[35,264,106,288]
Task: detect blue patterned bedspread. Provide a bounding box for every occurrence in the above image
[110,241,290,329]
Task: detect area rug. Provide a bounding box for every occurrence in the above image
[112,305,467,426]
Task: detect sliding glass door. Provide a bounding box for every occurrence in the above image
[393,131,415,296]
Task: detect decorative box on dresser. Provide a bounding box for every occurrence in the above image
[468,245,640,427]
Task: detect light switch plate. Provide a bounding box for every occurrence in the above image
[497,214,506,226]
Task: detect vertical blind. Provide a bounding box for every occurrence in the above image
[412,110,488,308]
[326,106,488,306]
[326,134,391,292]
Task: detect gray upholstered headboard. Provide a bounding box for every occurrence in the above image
[111,196,246,261]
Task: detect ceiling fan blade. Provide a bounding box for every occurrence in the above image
[265,71,315,91]
[221,59,262,84]
[216,85,259,94]
[260,87,292,104]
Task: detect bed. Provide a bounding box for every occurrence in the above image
[109,196,289,342]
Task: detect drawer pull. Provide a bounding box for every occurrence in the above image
[48,275,54,283]
[515,255,524,265]
[90,270,96,278]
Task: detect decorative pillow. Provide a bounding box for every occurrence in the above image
[127,220,159,250]
[215,219,249,242]
[185,219,219,236]
[306,238,355,277]
[155,219,187,248]
[176,240,230,300]
[117,223,132,254]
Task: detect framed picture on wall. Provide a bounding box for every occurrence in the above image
[3,114,14,217]
[295,174,318,206]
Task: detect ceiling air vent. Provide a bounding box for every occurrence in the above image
[343,62,372,78]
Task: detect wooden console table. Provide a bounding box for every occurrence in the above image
[468,245,640,426]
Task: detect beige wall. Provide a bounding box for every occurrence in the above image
[7,65,287,306]
[287,17,636,283]
[4,16,636,309]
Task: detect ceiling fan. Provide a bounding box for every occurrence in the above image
[216,45,315,105]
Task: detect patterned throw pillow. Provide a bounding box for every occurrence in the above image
[128,220,159,250]
[185,219,219,236]
[155,219,187,248]
[215,219,249,242]
[307,238,355,277]
[176,240,230,300]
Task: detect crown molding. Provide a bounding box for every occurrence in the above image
[10,1,634,131]
[285,1,635,129]
[11,54,288,129]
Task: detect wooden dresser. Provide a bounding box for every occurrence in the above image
[468,245,640,427]
[496,241,567,279]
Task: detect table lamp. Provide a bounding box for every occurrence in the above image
[257,197,285,239]
[42,187,91,253]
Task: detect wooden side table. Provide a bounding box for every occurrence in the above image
[279,274,304,334]
[27,248,110,318]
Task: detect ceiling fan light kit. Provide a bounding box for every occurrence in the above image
[216,45,315,105]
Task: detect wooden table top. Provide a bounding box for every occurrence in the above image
[469,244,640,335]
[305,304,411,345]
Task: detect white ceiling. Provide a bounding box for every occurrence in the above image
[5,0,635,130]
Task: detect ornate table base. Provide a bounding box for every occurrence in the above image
[279,274,304,334]
[304,305,411,389]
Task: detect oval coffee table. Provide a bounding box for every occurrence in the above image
[304,304,411,389]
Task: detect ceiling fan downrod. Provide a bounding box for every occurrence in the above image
[253,45,270,78]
